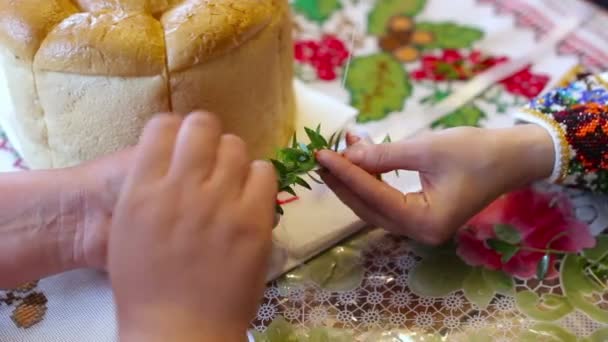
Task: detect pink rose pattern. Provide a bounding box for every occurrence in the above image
[457,188,595,279]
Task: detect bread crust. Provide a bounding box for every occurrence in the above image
[0,0,295,167]
[0,0,78,62]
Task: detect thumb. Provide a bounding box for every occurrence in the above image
[344,139,427,174]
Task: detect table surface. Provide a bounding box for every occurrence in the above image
[2,0,608,341]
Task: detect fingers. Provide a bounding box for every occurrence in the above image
[131,113,181,182]
[212,134,251,194]
[243,160,278,228]
[342,138,427,174]
[316,150,409,218]
[316,150,432,234]
[169,112,222,180]
[345,132,362,146]
[319,170,390,228]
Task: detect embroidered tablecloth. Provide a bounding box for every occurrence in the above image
[3,0,608,341]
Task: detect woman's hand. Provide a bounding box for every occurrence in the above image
[108,112,277,342]
[0,146,131,287]
[316,124,554,245]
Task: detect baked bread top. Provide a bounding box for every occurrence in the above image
[0,0,277,76]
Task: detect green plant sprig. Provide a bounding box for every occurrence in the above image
[272,125,343,215]
[272,125,397,215]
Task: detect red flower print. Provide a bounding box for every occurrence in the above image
[294,35,349,81]
[499,67,550,99]
[411,49,508,81]
[456,188,595,280]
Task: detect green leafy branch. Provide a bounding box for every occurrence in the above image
[271,125,343,215]
[272,125,397,215]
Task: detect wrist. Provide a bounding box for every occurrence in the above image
[495,124,555,187]
[0,167,87,287]
[72,148,132,270]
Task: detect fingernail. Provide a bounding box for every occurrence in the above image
[314,150,326,162]
[346,132,361,144]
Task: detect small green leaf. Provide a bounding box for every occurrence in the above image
[316,123,321,135]
[280,148,310,163]
[537,254,550,280]
[333,130,343,152]
[500,248,518,264]
[368,0,426,35]
[382,134,392,143]
[293,0,342,23]
[305,127,328,149]
[327,132,337,148]
[493,224,522,244]
[283,186,297,197]
[486,239,519,263]
[416,22,484,49]
[271,159,288,174]
[295,177,311,190]
[291,133,298,148]
[276,203,284,215]
[307,172,324,184]
[345,53,412,123]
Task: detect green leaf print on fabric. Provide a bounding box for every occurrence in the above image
[481,268,514,295]
[416,22,483,49]
[561,249,608,323]
[253,316,299,342]
[368,0,427,35]
[431,104,486,128]
[277,239,365,292]
[345,53,412,123]
[253,316,354,342]
[409,243,513,302]
[519,323,577,342]
[408,252,471,297]
[582,328,608,342]
[515,291,573,321]
[462,268,495,309]
[293,0,342,23]
[462,268,514,309]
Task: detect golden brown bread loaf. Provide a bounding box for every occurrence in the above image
[0,0,295,169]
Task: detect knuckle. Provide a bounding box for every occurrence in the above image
[222,134,248,154]
[186,111,220,129]
[147,113,181,130]
[373,145,391,166]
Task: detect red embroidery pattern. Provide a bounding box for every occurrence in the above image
[294,35,349,81]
